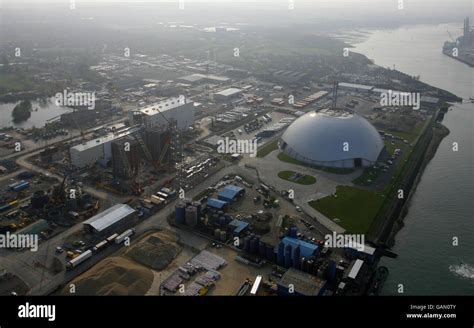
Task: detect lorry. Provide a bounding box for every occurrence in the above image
[66,250,92,270]
[115,229,136,245]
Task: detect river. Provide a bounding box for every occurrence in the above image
[0,98,72,129]
[348,23,474,295]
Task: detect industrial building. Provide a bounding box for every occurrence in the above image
[137,97,195,130]
[177,73,230,84]
[217,185,245,202]
[111,137,141,179]
[143,127,171,163]
[227,219,249,237]
[207,198,228,211]
[280,109,384,168]
[277,236,320,268]
[83,204,135,235]
[277,268,327,296]
[70,129,136,168]
[213,88,242,102]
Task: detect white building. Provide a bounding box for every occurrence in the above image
[138,97,195,130]
[280,109,384,168]
[70,129,134,168]
[213,88,242,102]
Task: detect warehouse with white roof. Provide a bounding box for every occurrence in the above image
[83,204,136,235]
[279,109,384,168]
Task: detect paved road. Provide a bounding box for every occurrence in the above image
[1,164,237,295]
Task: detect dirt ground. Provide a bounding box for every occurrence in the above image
[205,246,272,295]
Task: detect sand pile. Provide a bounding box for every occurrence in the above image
[62,257,153,295]
[125,234,181,271]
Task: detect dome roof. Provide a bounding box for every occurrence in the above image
[280,110,384,165]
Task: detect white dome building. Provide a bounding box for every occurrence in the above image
[279,109,384,168]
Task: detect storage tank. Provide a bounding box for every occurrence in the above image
[258,242,266,258]
[250,238,259,254]
[243,237,251,253]
[300,257,307,272]
[31,190,49,210]
[218,216,226,228]
[175,202,186,225]
[192,201,202,220]
[284,245,292,268]
[289,226,298,238]
[219,230,227,242]
[292,246,301,269]
[327,260,337,282]
[277,242,285,266]
[185,206,198,226]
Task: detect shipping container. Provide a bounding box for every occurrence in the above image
[106,233,119,243]
[66,250,92,269]
[92,240,108,252]
[115,229,135,244]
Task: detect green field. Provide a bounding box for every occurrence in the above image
[309,186,385,234]
[277,152,354,174]
[257,140,279,158]
[352,167,383,186]
[278,170,316,185]
[0,72,35,94]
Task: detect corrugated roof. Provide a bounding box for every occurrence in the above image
[83,204,135,232]
[348,259,364,279]
[282,237,319,259]
[139,97,190,116]
[215,88,242,97]
[278,268,326,296]
[218,185,244,200]
[207,198,227,209]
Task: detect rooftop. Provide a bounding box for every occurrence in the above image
[139,97,190,116]
[218,185,244,200]
[214,88,242,97]
[281,237,319,259]
[83,204,135,232]
[278,268,326,296]
[207,198,227,209]
[71,128,136,152]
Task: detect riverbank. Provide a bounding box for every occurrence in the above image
[385,122,450,247]
[442,49,474,67]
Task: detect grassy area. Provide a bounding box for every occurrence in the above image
[0,72,36,94]
[278,170,316,185]
[388,120,429,144]
[309,186,385,234]
[257,139,279,158]
[277,152,354,174]
[352,167,383,186]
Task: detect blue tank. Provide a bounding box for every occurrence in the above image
[219,216,226,228]
[292,246,301,269]
[289,226,298,238]
[244,237,251,253]
[328,260,337,282]
[192,201,202,220]
[250,238,258,254]
[258,242,266,258]
[175,203,186,224]
[284,245,292,268]
[277,242,285,266]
